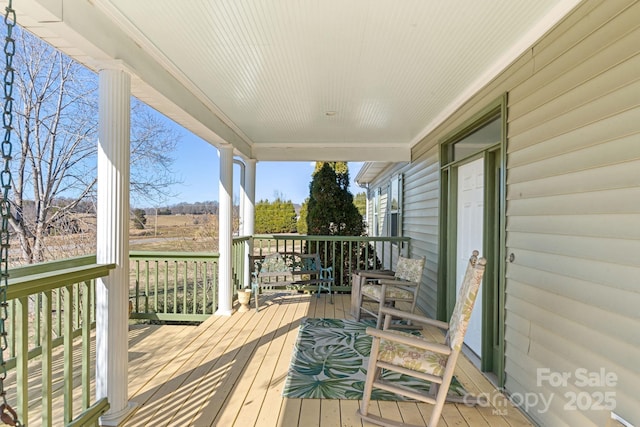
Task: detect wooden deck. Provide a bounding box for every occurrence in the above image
[120,293,534,427]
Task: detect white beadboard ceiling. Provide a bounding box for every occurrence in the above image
[13,0,581,171]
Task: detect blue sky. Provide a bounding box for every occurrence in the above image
[162,128,364,207]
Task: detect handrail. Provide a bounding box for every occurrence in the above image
[8,263,114,300]
[252,234,410,242]
[8,255,97,279]
[129,251,218,260]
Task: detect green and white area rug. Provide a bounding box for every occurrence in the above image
[282,318,466,400]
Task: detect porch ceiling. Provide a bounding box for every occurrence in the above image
[13,0,580,167]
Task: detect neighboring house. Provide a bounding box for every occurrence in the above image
[356,1,639,426]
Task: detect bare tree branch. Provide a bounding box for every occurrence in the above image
[9,28,181,263]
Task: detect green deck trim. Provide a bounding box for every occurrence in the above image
[66,397,109,427]
[129,312,212,322]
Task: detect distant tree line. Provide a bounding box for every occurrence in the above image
[143,201,219,216]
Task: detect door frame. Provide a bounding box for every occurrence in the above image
[437,94,507,385]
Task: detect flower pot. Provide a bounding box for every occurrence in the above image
[237,289,252,313]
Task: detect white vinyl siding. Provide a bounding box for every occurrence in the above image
[397,1,640,425]
[401,147,440,318]
[504,1,640,425]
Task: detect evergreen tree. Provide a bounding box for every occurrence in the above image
[307,163,380,282]
[254,200,270,233]
[307,162,364,236]
[354,192,367,218]
[297,199,309,235]
[255,198,297,233]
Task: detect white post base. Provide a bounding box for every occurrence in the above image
[99,402,137,426]
[214,307,234,316]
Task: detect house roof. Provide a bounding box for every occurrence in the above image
[13,0,581,182]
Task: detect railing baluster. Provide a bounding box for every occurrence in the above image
[42,289,53,426]
[64,284,73,424]
[340,240,344,286]
[213,260,218,311]
[91,281,96,323]
[154,260,159,313]
[56,288,62,338]
[35,293,41,347]
[348,240,353,278]
[182,261,187,314]
[8,299,14,358]
[16,296,28,426]
[173,261,178,314]
[135,259,140,313]
[145,260,150,312]
[82,280,91,410]
[164,261,168,314]
[193,261,198,315]
[75,282,81,330]
[382,242,386,268]
[203,261,208,314]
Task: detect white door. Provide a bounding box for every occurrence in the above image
[456,158,484,356]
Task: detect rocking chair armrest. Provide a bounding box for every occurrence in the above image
[377,277,418,287]
[380,307,450,331]
[354,270,396,280]
[365,327,451,356]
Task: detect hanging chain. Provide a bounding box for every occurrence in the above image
[0,1,19,426]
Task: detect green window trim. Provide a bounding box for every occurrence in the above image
[437,93,507,386]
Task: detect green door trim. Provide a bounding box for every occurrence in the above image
[437,93,507,386]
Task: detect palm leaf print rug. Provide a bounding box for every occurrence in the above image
[282,318,466,400]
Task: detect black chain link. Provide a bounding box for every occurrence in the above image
[0,1,19,425]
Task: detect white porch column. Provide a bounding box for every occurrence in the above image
[233,159,246,235]
[243,159,256,288]
[244,159,256,237]
[216,145,234,315]
[96,67,135,425]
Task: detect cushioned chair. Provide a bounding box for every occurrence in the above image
[356,256,425,328]
[357,251,486,427]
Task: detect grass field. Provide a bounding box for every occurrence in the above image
[130,214,221,252]
[7,214,224,266]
